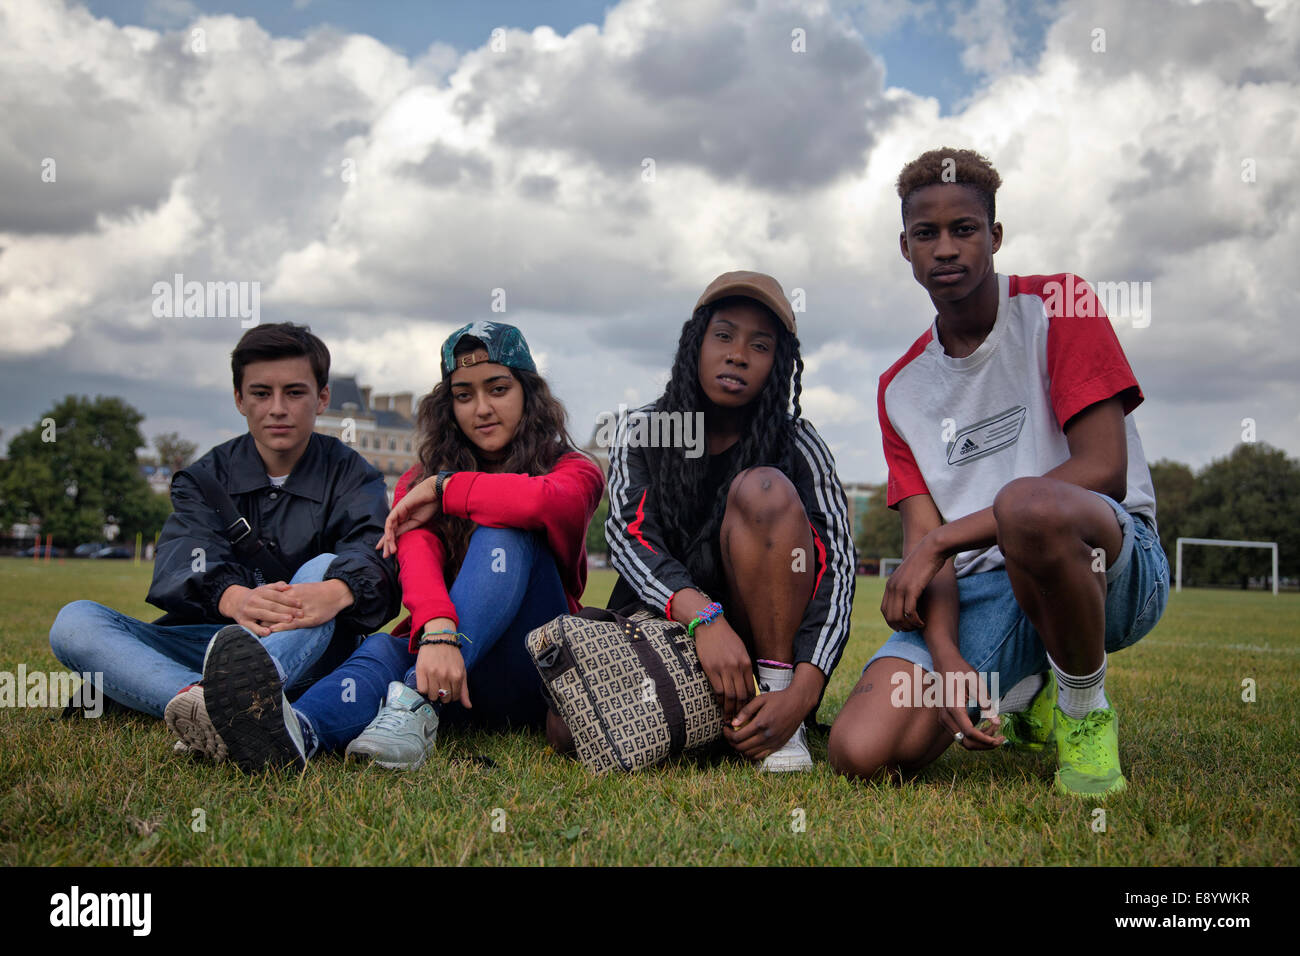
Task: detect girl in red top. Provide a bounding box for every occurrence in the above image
[203,322,604,772]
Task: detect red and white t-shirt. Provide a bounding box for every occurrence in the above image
[879,273,1157,577]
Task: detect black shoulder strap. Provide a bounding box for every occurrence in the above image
[181,466,295,583]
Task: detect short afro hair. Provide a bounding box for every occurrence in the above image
[896,147,1002,227]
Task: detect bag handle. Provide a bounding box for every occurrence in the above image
[575,604,641,627]
[577,605,688,752]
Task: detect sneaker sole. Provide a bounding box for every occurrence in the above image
[759,742,815,772]
[203,626,305,774]
[344,742,428,772]
[164,689,228,761]
[1054,770,1128,797]
[760,757,814,772]
[343,749,423,775]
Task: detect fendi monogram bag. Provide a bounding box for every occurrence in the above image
[527,606,723,773]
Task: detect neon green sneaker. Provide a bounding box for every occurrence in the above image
[999,672,1056,752]
[1053,703,1128,797]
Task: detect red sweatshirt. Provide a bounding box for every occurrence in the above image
[390,452,605,652]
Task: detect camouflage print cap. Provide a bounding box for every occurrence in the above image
[440,320,538,378]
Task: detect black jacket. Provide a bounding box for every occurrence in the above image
[605,406,857,679]
[146,432,400,641]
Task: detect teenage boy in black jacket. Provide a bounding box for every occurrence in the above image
[49,323,399,759]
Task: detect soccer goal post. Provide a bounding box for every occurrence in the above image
[880,557,903,578]
[1175,537,1279,595]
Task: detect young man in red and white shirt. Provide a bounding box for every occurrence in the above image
[829,148,1168,796]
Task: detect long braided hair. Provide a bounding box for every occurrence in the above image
[652,296,805,587]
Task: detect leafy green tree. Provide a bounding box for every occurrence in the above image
[153,432,198,473]
[117,482,174,544]
[1148,458,1196,561]
[0,395,169,544]
[854,483,902,562]
[1179,443,1299,588]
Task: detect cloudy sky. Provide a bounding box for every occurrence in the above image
[2,0,1297,486]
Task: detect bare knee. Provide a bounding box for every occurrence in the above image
[993,477,1074,559]
[828,720,892,780]
[725,467,803,527]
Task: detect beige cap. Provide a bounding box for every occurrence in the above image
[694,270,797,335]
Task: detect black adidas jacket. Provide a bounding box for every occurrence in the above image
[605,406,856,679]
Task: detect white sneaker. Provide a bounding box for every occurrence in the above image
[761,721,814,772]
[753,663,814,772]
[345,682,439,771]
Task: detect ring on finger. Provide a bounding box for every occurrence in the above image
[436,688,449,699]
[954,731,965,743]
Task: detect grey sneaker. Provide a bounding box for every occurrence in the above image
[202,625,306,774]
[345,682,439,771]
[164,683,227,761]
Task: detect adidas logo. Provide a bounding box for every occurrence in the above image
[959,437,979,455]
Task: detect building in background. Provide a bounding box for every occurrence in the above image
[841,481,877,541]
[315,376,418,499]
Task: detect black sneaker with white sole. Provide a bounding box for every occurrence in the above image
[202,625,306,774]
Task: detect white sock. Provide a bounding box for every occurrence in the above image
[998,673,1046,714]
[756,663,793,694]
[1049,653,1108,718]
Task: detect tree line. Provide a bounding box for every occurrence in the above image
[854,443,1298,589]
[0,396,186,546]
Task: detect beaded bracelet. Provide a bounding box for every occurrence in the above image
[417,628,472,648]
[667,589,710,622]
[686,601,723,638]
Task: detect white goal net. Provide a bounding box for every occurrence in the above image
[1175,537,1278,595]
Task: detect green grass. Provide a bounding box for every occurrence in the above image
[1,556,1297,865]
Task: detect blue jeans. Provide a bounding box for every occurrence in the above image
[867,495,1170,712]
[48,553,343,717]
[293,527,567,753]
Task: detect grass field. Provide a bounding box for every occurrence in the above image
[1,556,1297,866]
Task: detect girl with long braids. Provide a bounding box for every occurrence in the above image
[598,271,857,771]
[198,321,604,772]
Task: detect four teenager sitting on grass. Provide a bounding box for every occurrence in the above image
[47,147,1167,796]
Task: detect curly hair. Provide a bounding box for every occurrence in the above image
[412,336,581,579]
[651,297,805,587]
[896,147,1002,227]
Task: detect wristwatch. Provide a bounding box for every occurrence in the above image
[435,470,455,500]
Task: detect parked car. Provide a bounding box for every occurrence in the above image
[74,542,108,557]
[17,544,67,558]
[90,546,133,559]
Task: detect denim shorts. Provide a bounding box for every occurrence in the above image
[865,493,1169,704]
